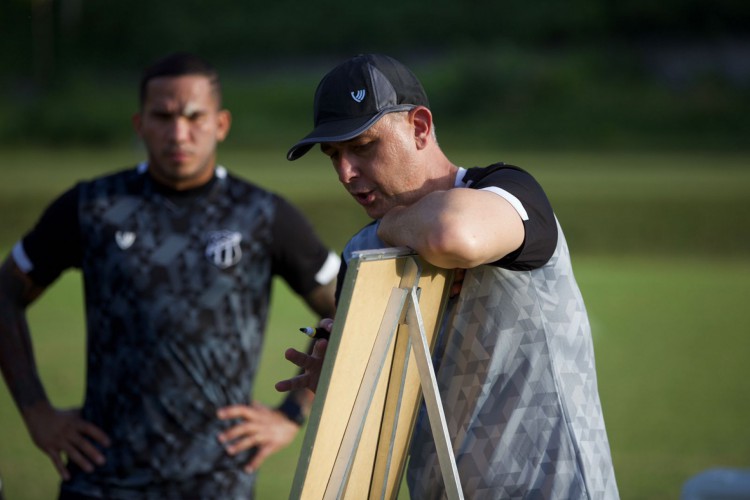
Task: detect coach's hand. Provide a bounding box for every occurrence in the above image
[217,402,299,473]
[274,338,328,394]
[275,317,332,394]
[450,268,466,297]
[23,403,110,480]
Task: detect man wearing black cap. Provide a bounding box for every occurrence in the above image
[279,54,620,499]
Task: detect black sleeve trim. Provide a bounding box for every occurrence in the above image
[270,195,332,296]
[464,164,558,270]
[20,184,82,286]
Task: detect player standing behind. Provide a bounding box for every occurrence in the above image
[0,52,339,499]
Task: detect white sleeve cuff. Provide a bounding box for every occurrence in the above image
[12,241,33,273]
[315,251,341,285]
[480,186,529,221]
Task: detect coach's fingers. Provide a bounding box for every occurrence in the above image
[450,268,466,297]
[311,337,328,358]
[277,339,328,392]
[282,347,310,369]
[274,373,308,393]
[318,317,334,333]
[306,339,328,392]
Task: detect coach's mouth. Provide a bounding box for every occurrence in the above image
[351,190,375,206]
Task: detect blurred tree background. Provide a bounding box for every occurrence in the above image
[1,0,748,152]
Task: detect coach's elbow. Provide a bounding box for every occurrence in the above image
[420,225,491,269]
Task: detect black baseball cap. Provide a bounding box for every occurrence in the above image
[287,54,430,161]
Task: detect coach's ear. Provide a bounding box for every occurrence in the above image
[409,106,432,150]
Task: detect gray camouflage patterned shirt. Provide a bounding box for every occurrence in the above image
[338,164,619,499]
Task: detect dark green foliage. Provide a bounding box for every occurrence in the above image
[1,1,748,150]
[1,45,748,151]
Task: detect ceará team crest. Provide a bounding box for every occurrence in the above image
[205,230,242,269]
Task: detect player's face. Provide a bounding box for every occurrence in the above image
[320,113,426,220]
[133,74,231,191]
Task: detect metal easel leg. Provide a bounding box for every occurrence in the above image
[406,287,464,500]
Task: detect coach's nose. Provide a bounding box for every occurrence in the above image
[334,152,361,185]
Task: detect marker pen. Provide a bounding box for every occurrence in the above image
[299,327,329,339]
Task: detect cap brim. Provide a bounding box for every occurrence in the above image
[286,105,414,161]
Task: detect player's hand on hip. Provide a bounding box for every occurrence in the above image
[217,402,299,473]
[24,404,110,480]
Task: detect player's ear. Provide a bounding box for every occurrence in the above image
[409,106,432,150]
[216,109,232,142]
[132,112,143,137]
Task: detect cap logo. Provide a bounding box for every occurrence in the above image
[350,89,366,102]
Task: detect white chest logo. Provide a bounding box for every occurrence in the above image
[206,231,243,269]
[115,231,136,250]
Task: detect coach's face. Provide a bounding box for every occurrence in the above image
[133,74,231,191]
[321,109,430,220]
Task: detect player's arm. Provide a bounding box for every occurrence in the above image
[0,255,110,480]
[0,187,110,480]
[0,187,77,413]
[377,187,525,270]
[0,255,49,415]
[301,277,337,320]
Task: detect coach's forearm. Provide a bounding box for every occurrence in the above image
[378,189,525,269]
[377,192,482,269]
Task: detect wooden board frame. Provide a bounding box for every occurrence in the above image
[289,247,462,499]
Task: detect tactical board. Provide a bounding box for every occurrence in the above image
[289,247,460,499]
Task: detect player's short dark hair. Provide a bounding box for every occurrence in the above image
[139,52,222,107]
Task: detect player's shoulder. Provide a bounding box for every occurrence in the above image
[81,164,147,191]
[48,166,142,208]
[219,167,277,199]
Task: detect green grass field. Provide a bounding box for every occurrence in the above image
[1,148,749,499]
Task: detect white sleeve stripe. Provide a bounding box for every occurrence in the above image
[454,167,468,187]
[315,251,341,285]
[480,186,529,221]
[12,241,33,273]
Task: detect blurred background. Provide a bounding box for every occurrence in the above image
[1,0,749,153]
[1,1,749,499]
